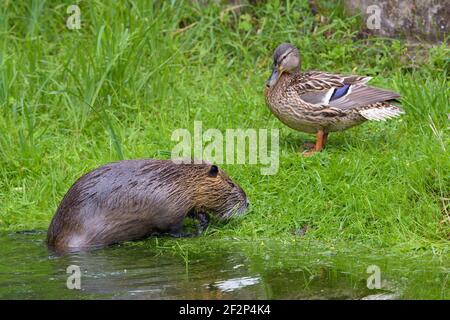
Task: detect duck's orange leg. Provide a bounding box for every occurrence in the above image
[322,131,328,147]
[303,130,328,156]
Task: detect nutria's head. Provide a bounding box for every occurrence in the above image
[190,164,249,219]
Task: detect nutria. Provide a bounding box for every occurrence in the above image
[47,159,248,253]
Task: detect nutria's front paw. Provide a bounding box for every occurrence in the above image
[196,212,209,235]
[161,232,196,238]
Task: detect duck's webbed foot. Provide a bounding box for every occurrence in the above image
[301,142,316,151]
[302,130,328,157]
[302,149,318,157]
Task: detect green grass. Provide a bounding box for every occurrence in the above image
[0,0,448,253]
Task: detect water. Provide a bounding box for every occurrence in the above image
[0,232,448,299]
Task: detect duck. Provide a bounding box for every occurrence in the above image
[264,43,404,156]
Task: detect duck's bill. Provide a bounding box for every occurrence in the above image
[266,67,279,88]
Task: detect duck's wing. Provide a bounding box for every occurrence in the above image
[288,71,371,105]
[291,71,400,110]
[327,84,400,110]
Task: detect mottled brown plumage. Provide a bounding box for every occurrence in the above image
[265,43,404,155]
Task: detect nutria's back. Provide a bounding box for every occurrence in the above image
[47,159,248,252]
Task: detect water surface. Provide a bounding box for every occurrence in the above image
[0,232,448,299]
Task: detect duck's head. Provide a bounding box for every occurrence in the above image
[266,43,300,88]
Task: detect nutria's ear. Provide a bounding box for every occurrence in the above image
[208,165,219,177]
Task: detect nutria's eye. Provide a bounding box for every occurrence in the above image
[208,165,219,177]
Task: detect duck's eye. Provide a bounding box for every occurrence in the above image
[279,52,290,63]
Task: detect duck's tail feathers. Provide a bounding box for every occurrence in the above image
[359,105,405,121]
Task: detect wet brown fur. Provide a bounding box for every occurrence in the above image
[47,159,248,253]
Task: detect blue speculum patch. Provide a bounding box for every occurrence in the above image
[330,84,351,101]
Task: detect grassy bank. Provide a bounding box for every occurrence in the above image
[0,1,448,253]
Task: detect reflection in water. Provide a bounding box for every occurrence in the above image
[0,232,447,299]
[212,276,261,292]
[64,243,266,299]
